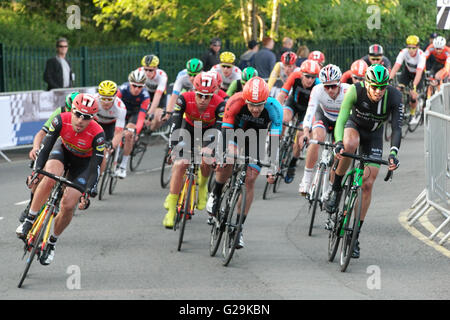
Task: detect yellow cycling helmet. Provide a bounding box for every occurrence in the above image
[220,51,236,65]
[141,54,159,67]
[98,80,118,97]
[406,35,420,46]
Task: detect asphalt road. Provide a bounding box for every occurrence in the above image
[0,127,449,301]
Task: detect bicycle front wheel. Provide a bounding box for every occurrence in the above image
[308,164,325,236]
[160,147,172,189]
[129,140,147,172]
[99,153,113,200]
[177,176,194,251]
[339,187,362,272]
[408,96,424,132]
[210,184,231,257]
[222,185,246,266]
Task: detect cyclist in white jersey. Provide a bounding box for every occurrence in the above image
[211,51,241,90]
[389,35,426,122]
[298,64,350,195]
[166,58,204,115]
[95,80,129,177]
[139,55,169,131]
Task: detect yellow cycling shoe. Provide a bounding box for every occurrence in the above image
[163,209,176,229]
[196,185,208,210]
[164,193,178,210]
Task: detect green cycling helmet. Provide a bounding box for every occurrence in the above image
[241,67,258,85]
[65,91,80,111]
[365,64,389,87]
[186,58,203,76]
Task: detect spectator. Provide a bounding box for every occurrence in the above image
[295,45,310,67]
[238,39,259,70]
[201,37,221,71]
[278,36,294,60]
[43,37,74,91]
[252,36,277,79]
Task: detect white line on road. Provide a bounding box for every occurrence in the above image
[15,200,29,206]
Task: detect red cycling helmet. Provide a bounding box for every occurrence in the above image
[207,70,223,88]
[193,72,218,94]
[308,51,325,65]
[72,93,99,115]
[281,51,298,65]
[300,59,321,75]
[243,77,269,105]
[351,59,368,78]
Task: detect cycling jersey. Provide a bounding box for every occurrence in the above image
[281,71,317,113]
[172,72,195,96]
[35,112,105,191]
[394,48,426,73]
[424,44,450,66]
[303,83,350,130]
[268,62,301,90]
[211,64,242,90]
[42,106,66,133]
[95,95,127,129]
[117,82,151,134]
[335,82,403,155]
[340,70,354,84]
[137,66,168,94]
[226,80,244,97]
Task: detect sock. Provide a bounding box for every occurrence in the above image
[213,182,224,197]
[303,167,314,183]
[120,155,129,168]
[26,210,38,222]
[332,173,344,191]
[289,157,299,168]
[49,235,58,245]
[198,171,209,189]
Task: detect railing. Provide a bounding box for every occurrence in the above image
[407,83,450,246]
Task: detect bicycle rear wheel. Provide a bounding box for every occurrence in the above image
[99,153,113,200]
[210,184,231,256]
[222,185,246,266]
[18,206,54,288]
[339,187,362,272]
[177,176,194,251]
[308,164,325,236]
[109,149,122,195]
[160,147,172,189]
[129,139,147,172]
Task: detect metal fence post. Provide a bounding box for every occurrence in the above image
[82,46,88,87]
[0,43,5,92]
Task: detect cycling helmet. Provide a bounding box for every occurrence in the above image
[207,70,223,88]
[433,36,446,49]
[65,91,79,111]
[281,51,298,65]
[128,69,146,85]
[242,77,269,105]
[98,80,118,97]
[300,59,321,75]
[72,93,99,115]
[369,44,384,56]
[308,51,325,65]
[141,54,159,67]
[193,72,218,94]
[350,59,368,78]
[319,64,342,84]
[186,58,203,75]
[220,51,236,65]
[241,67,258,84]
[406,35,420,46]
[365,64,389,87]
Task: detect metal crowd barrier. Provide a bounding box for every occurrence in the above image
[407,83,450,246]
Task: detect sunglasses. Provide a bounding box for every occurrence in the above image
[369,57,382,61]
[370,84,387,91]
[246,100,265,107]
[324,84,339,90]
[407,47,418,50]
[196,92,213,99]
[144,68,156,72]
[131,83,144,89]
[221,64,233,69]
[58,45,68,48]
[188,72,199,77]
[303,74,316,79]
[100,96,114,103]
[73,110,94,120]
[352,75,364,81]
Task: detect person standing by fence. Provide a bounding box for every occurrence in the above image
[43,38,74,91]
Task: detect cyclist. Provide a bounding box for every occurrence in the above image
[211,51,241,91]
[424,36,450,89]
[323,64,402,258]
[226,67,258,97]
[16,93,105,265]
[340,59,368,84]
[267,51,300,91]
[206,77,283,249]
[94,80,127,174]
[20,91,80,223]
[389,35,426,124]
[276,59,321,183]
[298,64,350,196]
[361,44,392,71]
[162,72,225,228]
[166,58,203,115]
[139,54,170,131]
[116,69,151,178]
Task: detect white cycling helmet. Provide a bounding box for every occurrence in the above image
[433,36,446,49]
[128,69,146,85]
[319,64,342,84]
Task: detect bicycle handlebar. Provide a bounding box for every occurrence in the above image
[282,121,303,131]
[308,139,335,149]
[36,169,86,193]
[339,152,393,182]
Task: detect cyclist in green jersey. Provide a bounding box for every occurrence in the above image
[226,67,259,97]
[323,64,402,259]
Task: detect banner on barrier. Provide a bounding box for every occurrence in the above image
[0,87,96,149]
